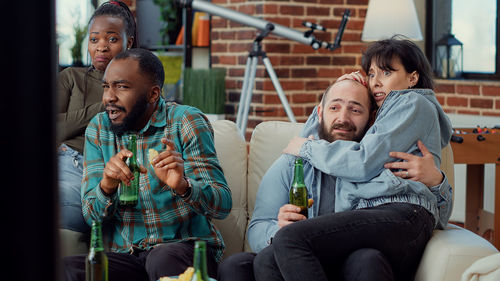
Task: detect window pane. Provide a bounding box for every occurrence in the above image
[56,0,93,66]
[452,0,497,73]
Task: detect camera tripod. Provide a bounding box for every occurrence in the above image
[235,24,296,137]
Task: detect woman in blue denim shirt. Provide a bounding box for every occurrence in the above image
[255,37,453,281]
[57,1,137,233]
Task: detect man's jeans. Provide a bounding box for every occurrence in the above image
[254,203,434,281]
[58,144,89,233]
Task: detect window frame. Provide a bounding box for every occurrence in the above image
[426,0,500,80]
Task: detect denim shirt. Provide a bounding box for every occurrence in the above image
[298,89,453,229]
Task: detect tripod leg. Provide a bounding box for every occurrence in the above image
[239,56,259,136]
[236,56,253,129]
[262,56,297,123]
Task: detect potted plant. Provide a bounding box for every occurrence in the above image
[153,0,182,45]
[71,22,87,66]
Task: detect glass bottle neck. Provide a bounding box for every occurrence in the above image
[90,221,104,251]
[293,158,305,184]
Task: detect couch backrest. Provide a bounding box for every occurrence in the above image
[212,120,455,258]
[247,121,305,217]
[212,120,248,258]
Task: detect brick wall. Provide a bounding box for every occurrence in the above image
[210,0,500,140]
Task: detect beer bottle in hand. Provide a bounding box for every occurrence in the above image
[86,220,108,281]
[290,158,308,218]
[118,134,139,207]
[191,240,210,281]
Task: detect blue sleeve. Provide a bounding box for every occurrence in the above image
[429,172,453,229]
[247,155,293,253]
[299,95,442,182]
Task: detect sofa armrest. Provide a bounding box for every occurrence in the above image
[415,224,498,281]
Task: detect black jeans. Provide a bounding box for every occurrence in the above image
[219,249,393,281]
[253,203,435,281]
[63,241,218,281]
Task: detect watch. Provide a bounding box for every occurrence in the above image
[175,176,192,198]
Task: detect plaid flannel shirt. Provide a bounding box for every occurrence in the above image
[82,97,231,262]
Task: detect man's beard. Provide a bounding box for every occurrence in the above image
[318,118,366,143]
[109,95,149,136]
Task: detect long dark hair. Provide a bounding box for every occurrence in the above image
[361,35,434,89]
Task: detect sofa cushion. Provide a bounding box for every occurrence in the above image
[212,120,249,258]
[247,121,304,218]
[415,224,498,281]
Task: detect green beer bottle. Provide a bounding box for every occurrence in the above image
[86,220,108,281]
[191,240,210,281]
[118,134,139,207]
[289,158,308,218]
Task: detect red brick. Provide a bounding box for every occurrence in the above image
[306,80,330,91]
[295,0,318,3]
[292,44,316,54]
[342,44,364,54]
[434,83,455,94]
[306,7,331,16]
[292,93,317,103]
[334,8,355,17]
[358,8,368,17]
[317,68,343,78]
[457,84,480,95]
[280,81,305,91]
[280,56,304,65]
[483,112,500,117]
[218,56,236,65]
[237,30,257,40]
[457,110,480,115]
[265,43,291,53]
[264,17,291,27]
[211,18,228,28]
[229,43,249,52]
[263,4,278,14]
[319,0,343,4]
[496,100,500,109]
[220,31,236,40]
[347,0,369,5]
[332,56,356,66]
[211,43,227,53]
[238,5,256,15]
[262,95,282,104]
[470,98,493,109]
[306,56,331,65]
[346,19,365,31]
[280,5,304,16]
[446,97,468,107]
[292,68,317,78]
[435,95,445,106]
[482,86,500,96]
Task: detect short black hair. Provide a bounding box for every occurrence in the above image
[114,48,165,89]
[361,35,434,89]
[89,0,139,48]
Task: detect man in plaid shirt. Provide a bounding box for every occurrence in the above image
[64,48,231,281]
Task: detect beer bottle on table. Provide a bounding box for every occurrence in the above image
[118,134,139,207]
[290,158,308,218]
[86,220,108,281]
[191,240,210,281]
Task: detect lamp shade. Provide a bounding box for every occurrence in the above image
[361,0,423,41]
